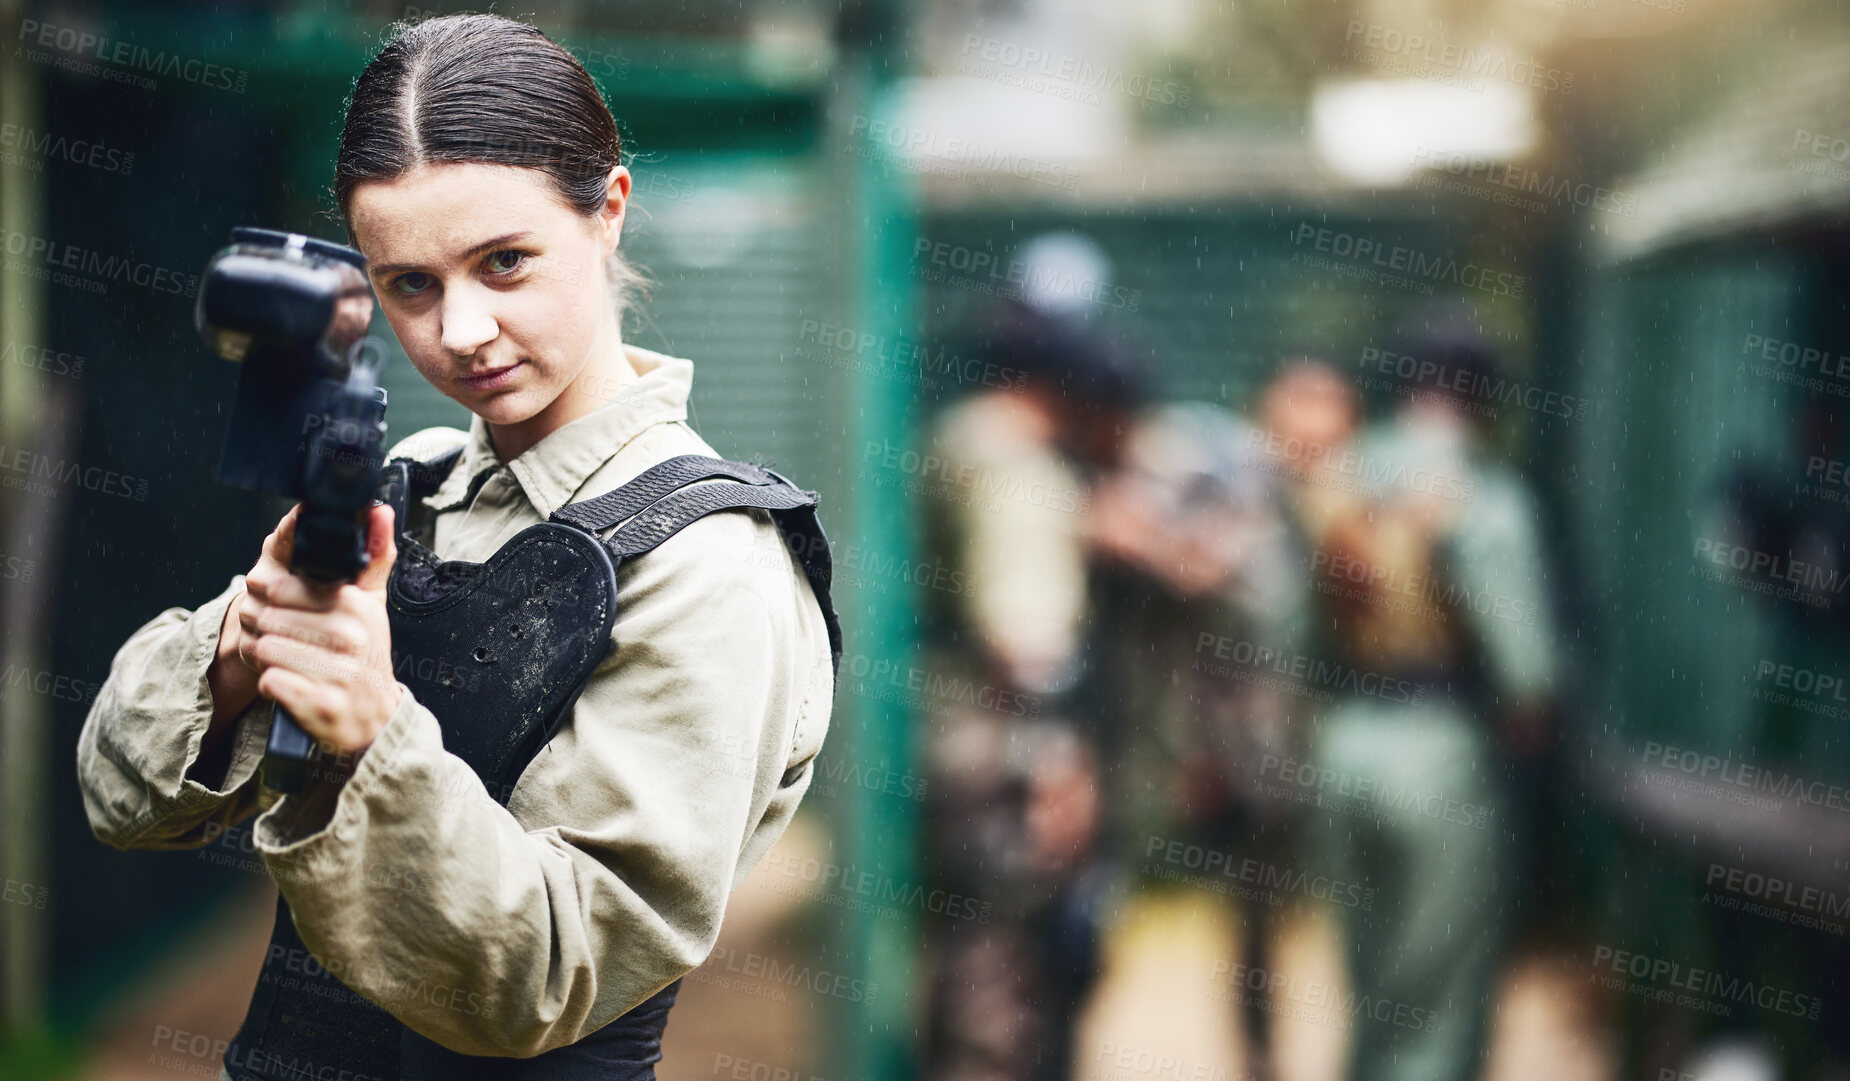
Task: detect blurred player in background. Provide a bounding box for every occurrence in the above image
[915,233,1144,1081]
[1295,304,1560,1081]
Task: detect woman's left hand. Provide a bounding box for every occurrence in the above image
[246,502,402,758]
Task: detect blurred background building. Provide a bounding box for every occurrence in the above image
[4,0,1850,1078]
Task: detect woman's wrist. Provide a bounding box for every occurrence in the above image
[207,586,260,729]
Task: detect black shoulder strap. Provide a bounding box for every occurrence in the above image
[549,454,780,533]
[550,455,845,677]
[601,479,815,556]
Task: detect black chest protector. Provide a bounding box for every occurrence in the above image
[223,448,843,1081]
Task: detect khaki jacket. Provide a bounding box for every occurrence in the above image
[75,344,836,1064]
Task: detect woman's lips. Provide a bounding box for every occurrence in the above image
[459,360,522,391]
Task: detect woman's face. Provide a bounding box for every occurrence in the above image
[346,162,627,430]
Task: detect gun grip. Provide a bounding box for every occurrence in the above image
[261,701,316,792]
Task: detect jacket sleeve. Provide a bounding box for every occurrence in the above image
[76,575,278,850]
[247,507,832,1058]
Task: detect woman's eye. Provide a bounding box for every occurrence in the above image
[487,249,530,275]
[393,272,434,296]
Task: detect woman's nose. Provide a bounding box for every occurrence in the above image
[439,290,499,356]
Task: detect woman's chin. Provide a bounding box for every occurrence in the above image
[460,389,540,426]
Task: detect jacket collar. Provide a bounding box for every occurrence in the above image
[423,344,694,521]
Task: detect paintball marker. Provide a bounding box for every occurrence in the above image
[195,226,387,792]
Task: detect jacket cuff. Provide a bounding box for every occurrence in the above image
[197,699,274,798]
[250,682,433,877]
[167,579,260,806]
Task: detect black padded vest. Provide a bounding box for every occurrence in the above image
[222,448,844,1081]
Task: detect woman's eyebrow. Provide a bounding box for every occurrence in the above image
[368,231,536,277]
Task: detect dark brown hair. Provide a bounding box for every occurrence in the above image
[335,13,646,315]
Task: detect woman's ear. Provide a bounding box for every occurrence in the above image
[599,165,631,257]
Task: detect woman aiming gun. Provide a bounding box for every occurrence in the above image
[76,14,839,1080]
